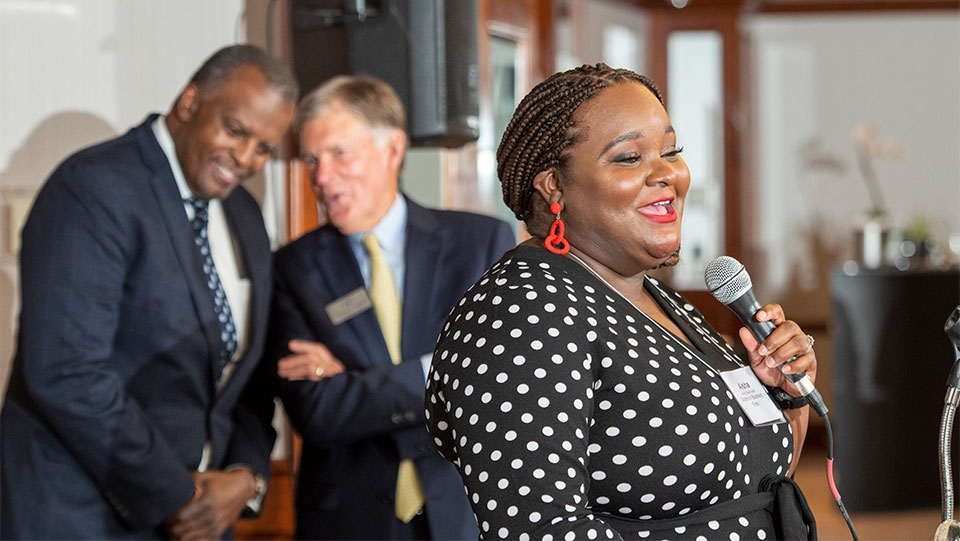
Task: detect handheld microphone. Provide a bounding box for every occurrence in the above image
[704,255,828,417]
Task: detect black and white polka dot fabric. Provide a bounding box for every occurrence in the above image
[426,246,793,540]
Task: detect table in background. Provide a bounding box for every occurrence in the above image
[830,267,960,512]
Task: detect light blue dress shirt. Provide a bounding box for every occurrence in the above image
[346,195,430,379]
[346,194,407,299]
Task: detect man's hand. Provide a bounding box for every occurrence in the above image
[277,339,345,381]
[164,469,258,540]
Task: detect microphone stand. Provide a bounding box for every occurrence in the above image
[936,306,960,541]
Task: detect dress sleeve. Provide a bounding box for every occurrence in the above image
[426,261,623,541]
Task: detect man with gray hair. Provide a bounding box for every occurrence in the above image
[265,75,514,539]
[1,44,296,539]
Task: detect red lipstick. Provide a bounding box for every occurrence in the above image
[638,198,678,223]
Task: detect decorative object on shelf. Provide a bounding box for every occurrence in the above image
[859,216,886,269]
[897,213,949,271]
[851,122,904,268]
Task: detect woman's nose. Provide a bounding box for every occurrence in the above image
[647,160,679,186]
[646,158,685,187]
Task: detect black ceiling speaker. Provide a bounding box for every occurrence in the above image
[290,0,480,148]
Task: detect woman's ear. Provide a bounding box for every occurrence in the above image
[531,168,562,207]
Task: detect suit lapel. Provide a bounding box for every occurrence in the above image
[311,227,390,368]
[401,199,442,359]
[134,117,220,380]
[219,191,270,387]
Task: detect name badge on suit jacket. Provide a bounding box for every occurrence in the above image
[325,287,373,325]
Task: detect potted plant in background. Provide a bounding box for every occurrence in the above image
[851,122,904,268]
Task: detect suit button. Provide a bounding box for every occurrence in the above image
[105,492,129,518]
[390,413,404,424]
[379,495,394,504]
[403,411,416,422]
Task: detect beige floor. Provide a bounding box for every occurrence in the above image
[795,444,942,541]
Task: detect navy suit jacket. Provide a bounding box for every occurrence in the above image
[265,198,514,540]
[0,116,275,539]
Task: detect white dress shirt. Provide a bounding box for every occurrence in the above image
[151,117,254,475]
[151,117,251,375]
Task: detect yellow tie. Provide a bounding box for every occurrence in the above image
[362,234,424,522]
[363,234,402,362]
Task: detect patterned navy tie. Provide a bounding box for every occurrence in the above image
[186,198,238,382]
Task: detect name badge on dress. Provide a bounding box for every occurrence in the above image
[719,366,786,427]
[325,287,373,325]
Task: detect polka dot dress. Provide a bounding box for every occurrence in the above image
[426,246,794,540]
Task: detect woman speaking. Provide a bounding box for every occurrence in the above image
[425,64,817,540]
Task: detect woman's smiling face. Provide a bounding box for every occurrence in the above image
[557,82,691,276]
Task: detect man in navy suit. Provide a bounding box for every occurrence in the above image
[0,45,297,540]
[265,75,514,539]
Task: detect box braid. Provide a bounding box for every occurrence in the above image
[496,63,662,222]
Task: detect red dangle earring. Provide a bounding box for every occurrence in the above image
[544,202,570,255]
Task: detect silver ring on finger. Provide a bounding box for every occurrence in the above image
[802,334,815,355]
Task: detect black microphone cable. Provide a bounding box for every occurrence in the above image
[705,256,859,540]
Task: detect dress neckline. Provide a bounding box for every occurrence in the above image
[509,245,745,375]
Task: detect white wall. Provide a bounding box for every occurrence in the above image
[743,13,960,317]
[0,0,248,396]
[557,0,649,72]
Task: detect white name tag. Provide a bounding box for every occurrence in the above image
[719,366,786,427]
[325,287,373,325]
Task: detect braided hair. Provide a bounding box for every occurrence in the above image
[496,63,662,225]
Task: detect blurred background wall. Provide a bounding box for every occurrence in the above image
[0,0,252,397]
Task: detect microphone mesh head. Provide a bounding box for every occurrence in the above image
[704,255,752,305]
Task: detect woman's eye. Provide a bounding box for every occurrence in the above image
[663,146,684,159]
[613,154,641,164]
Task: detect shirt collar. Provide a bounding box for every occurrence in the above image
[349,193,407,255]
[151,115,196,202]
